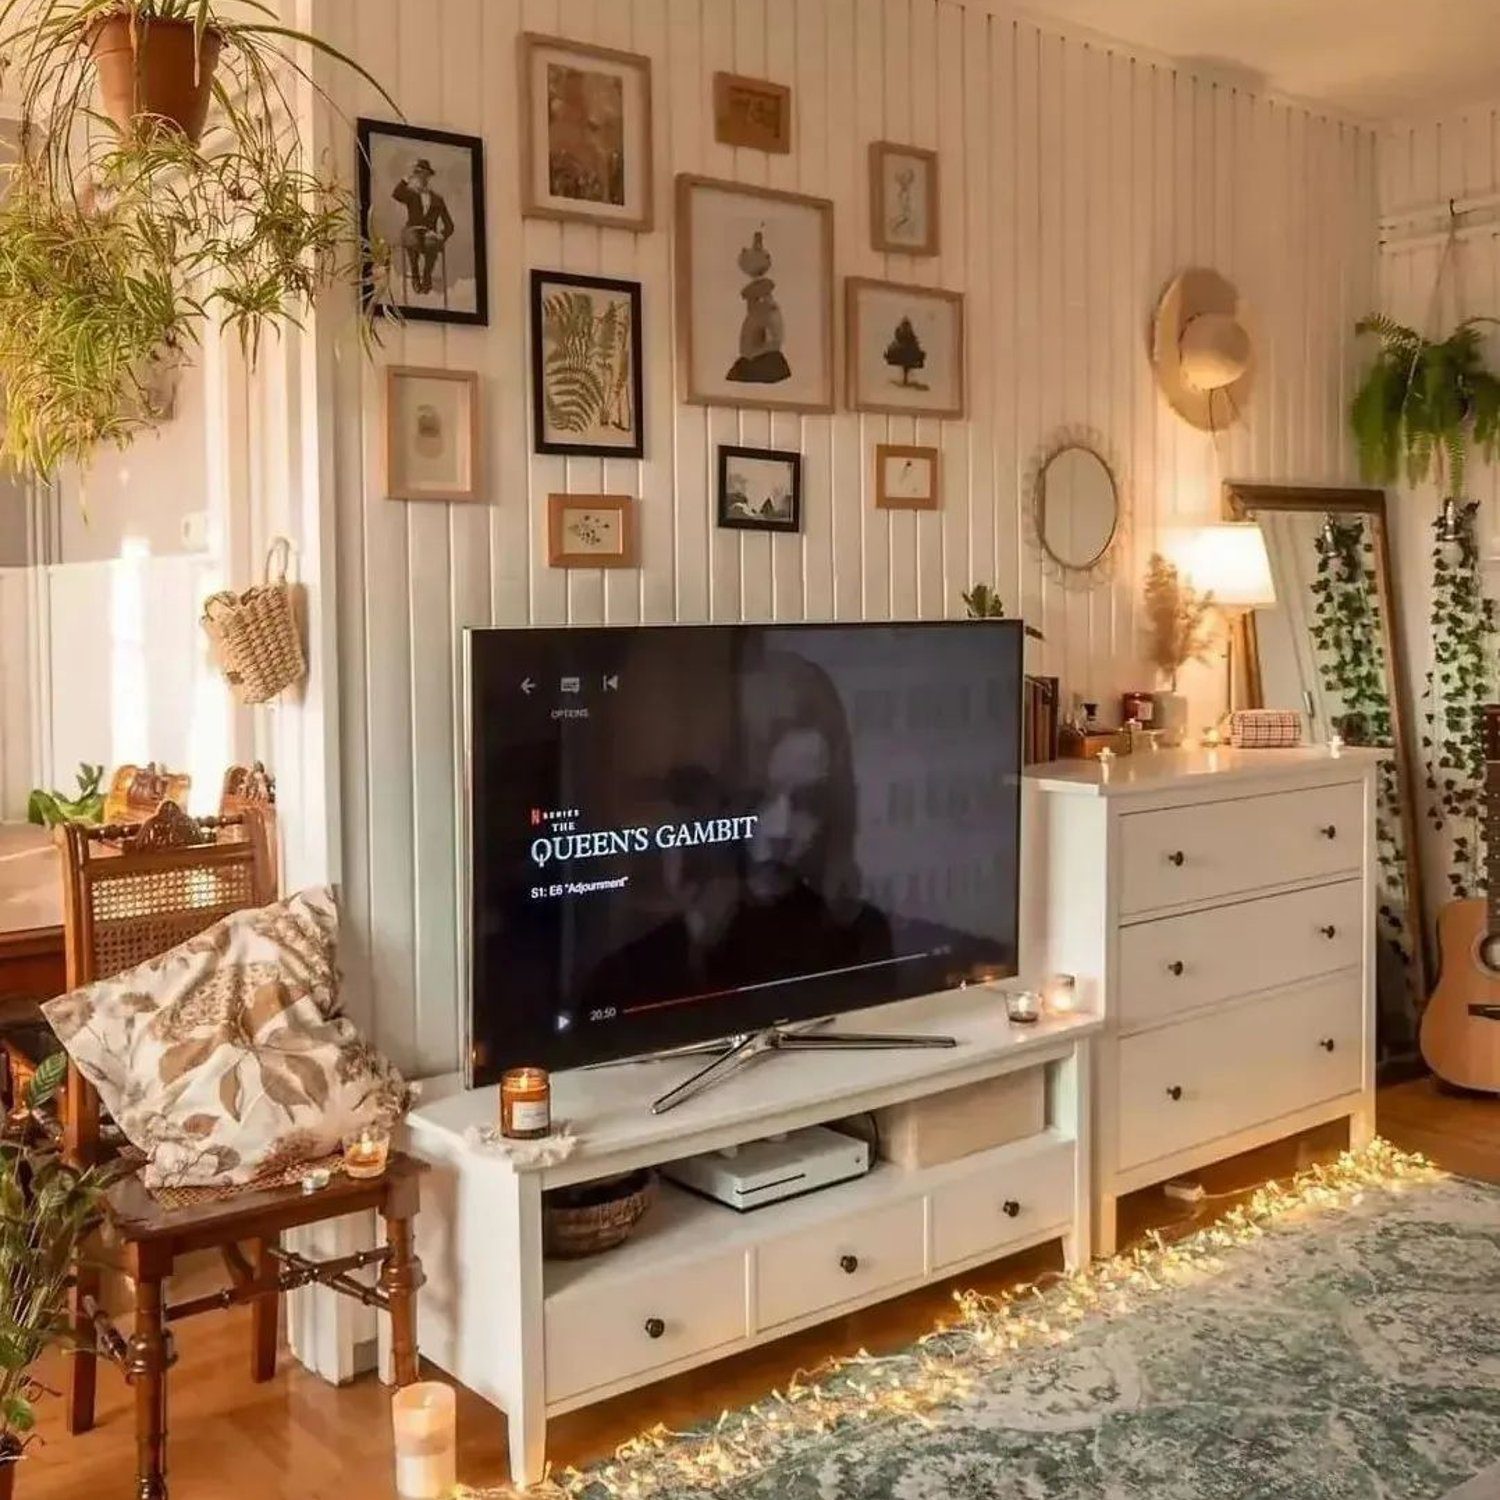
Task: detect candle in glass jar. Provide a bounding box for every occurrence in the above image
[500,1067,551,1140]
[392,1382,456,1500]
[1005,989,1042,1025]
[342,1124,390,1180]
[1044,973,1078,1015]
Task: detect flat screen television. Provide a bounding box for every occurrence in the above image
[466,620,1023,1085]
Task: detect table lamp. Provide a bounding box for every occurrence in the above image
[1175,522,1276,724]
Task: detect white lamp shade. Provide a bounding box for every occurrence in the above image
[1174,522,1276,609]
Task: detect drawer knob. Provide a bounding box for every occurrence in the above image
[1166,1084,1183,1101]
[839,1254,860,1275]
[644,1317,666,1340]
[1167,960,1185,977]
[1320,1037,1336,1053]
[1167,850,1186,867]
[1002,1199,1022,1219]
[1320,924,1338,939]
[1319,824,1338,840]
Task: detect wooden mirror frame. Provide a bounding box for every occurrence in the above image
[1223,481,1430,1003]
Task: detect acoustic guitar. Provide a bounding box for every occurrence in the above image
[1422,703,1500,1091]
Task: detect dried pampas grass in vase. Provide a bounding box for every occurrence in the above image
[1143,553,1215,746]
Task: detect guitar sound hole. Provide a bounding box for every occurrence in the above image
[1477,933,1500,978]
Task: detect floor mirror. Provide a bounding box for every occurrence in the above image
[1224,482,1428,1076]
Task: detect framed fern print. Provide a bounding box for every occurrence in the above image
[531,269,645,458]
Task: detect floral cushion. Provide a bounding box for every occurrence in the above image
[42,888,408,1190]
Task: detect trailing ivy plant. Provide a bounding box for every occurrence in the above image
[1308,517,1411,966]
[1422,499,1497,899]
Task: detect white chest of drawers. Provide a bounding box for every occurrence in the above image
[1027,748,1380,1255]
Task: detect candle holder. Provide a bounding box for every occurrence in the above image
[1005,989,1042,1025]
[392,1382,457,1500]
[342,1123,391,1180]
[1043,973,1078,1015]
[501,1067,552,1140]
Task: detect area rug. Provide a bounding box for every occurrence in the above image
[536,1149,1500,1500]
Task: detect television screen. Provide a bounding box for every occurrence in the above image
[467,620,1023,1084]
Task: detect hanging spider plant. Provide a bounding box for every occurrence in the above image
[1350,314,1500,499]
[0,0,395,479]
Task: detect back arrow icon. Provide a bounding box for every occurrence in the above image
[521,677,536,695]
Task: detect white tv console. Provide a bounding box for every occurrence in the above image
[405,992,1100,1488]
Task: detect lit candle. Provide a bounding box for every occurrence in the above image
[392,1382,457,1500]
[501,1067,552,1140]
[342,1124,390,1180]
[1005,989,1042,1025]
[1328,731,1344,758]
[1043,973,1078,1015]
[1200,725,1222,750]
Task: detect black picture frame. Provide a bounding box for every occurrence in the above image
[357,118,489,327]
[530,269,646,460]
[716,444,803,533]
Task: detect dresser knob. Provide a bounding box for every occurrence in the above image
[1319,924,1337,939]
[1002,1200,1021,1219]
[1167,850,1186,867]
[1319,824,1337,840]
[839,1254,860,1275]
[1166,1085,1183,1101]
[644,1317,666,1340]
[1319,1038,1336,1053]
[1167,960,1185,977]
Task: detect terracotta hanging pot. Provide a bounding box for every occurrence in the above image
[89,14,223,143]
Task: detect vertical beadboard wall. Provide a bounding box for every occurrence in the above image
[1377,101,1500,920]
[313,0,1378,1076]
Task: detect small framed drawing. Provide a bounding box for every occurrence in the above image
[548,494,638,568]
[358,119,489,325]
[869,141,939,256]
[846,277,965,418]
[384,367,481,503]
[717,445,802,533]
[713,72,791,153]
[530,270,644,458]
[676,175,835,414]
[876,444,940,510]
[519,33,654,232]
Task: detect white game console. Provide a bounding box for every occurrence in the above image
[661,1124,872,1212]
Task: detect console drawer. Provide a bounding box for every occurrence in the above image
[1116,975,1363,1172]
[545,1250,746,1403]
[754,1198,924,1331]
[930,1138,1074,1271]
[1119,782,1364,916]
[1118,881,1364,1029]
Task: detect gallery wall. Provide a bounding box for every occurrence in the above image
[305,0,1378,1077]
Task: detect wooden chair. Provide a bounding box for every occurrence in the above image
[58,802,424,1500]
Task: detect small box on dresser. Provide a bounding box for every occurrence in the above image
[1026,746,1380,1256]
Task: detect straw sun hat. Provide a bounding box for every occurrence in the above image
[1152,267,1254,432]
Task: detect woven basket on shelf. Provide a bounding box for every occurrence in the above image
[543,1169,656,1260]
[202,539,307,705]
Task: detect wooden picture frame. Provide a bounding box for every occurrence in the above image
[713,71,792,153]
[717,445,802,533]
[519,33,654,232]
[357,118,489,326]
[869,141,940,256]
[547,494,638,569]
[846,276,966,418]
[530,270,645,459]
[876,444,941,510]
[676,174,836,414]
[384,367,481,502]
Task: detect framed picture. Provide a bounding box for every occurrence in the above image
[713,72,791,153]
[530,270,644,458]
[519,33,654,232]
[384,367,481,502]
[717,445,802,533]
[876,444,941,510]
[358,119,488,325]
[846,277,965,418]
[547,494,638,568]
[676,175,835,414]
[869,141,939,256]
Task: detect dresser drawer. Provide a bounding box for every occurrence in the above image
[1118,782,1365,916]
[1116,975,1363,1172]
[1118,881,1364,1030]
[754,1198,924,1331]
[930,1138,1074,1271]
[545,1251,746,1403]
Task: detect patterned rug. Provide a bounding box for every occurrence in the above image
[557,1163,1500,1500]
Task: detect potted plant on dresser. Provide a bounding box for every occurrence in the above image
[1142,552,1215,747]
[0,1054,119,1495]
[0,0,391,479]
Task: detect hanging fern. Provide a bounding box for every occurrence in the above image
[1422,500,1497,899]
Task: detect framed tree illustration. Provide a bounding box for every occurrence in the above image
[846,276,965,417]
[530,269,645,458]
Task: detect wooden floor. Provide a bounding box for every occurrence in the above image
[22,1080,1498,1500]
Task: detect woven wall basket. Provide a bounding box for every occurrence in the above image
[202,539,307,706]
